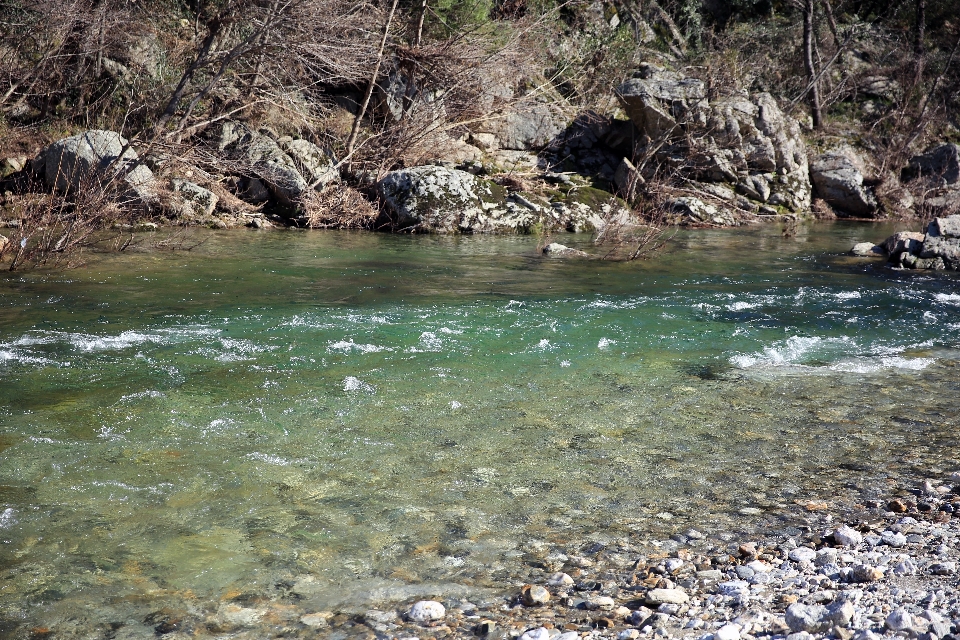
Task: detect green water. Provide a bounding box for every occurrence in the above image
[1,223,959,636]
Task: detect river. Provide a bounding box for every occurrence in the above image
[0,222,958,636]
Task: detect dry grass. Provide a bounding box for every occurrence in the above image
[299,185,378,229]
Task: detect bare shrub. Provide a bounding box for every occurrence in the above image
[299,186,378,229]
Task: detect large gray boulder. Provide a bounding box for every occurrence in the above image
[37,130,156,209]
[475,103,568,151]
[810,150,878,217]
[903,143,960,185]
[375,165,622,234]
[616,68,707,140]
[217,122,337,204]
[918,214,960,268]
[615,67,810,214]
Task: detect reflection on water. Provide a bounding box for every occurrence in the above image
[0,222,958,634]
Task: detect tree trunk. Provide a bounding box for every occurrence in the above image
[802,0,822,129]
[915,0,925,56]
[345,0,400,160]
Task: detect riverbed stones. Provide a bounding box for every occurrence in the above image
[408,600,445,624]
[832,525,863,547]
[849,564,883,582]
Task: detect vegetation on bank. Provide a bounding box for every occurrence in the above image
[0,0,958,268]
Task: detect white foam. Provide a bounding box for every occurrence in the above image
[597,338,617,349]
[343,376,376,393]
[935,293,960,305]
[0,508,16,529]
[560,360,571,367]
[246,452,291,466]
[732,335,844,369]
[727,301,759,311]
[418,332,443,351]
[829,357,935,373]
[449,401,463,409]
[327,339,390,354]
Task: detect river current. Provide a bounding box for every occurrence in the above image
[0,223,958,636]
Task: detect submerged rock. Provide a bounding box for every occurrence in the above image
[851,242,885,257]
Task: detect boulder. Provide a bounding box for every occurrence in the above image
[810,150,878,217]
[903,143,960,185]
[883,231,925,256]
[37,130,157,210]
[375,165,624,234]
[277,138,337,189]
[476,103,568,151]
[613,157,641,199]
[614,67,810,214]
[616,68,707,140]
[918,214,960,268]
[170,179,218,217]
[376,165,508,233]
[217,122,323,204]
[851,242,885,257]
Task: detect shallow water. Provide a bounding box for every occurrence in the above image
[0,222,959,635]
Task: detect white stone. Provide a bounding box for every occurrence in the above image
[547,572,575,587]
[219,605,263,627]
[746,560,771,573]
[619,630,641,640]
[833,525,863,547]
[519,627,551,640]
[408,600,445,624]
[645,588,689,605]
[886,609,913,631]
[300,612,332,628]
[789,547,816,562]
[715,623,742,640]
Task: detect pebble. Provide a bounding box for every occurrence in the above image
[849,564,883,582]
[644,588,689,606]
[619,630,641,640]
[715,623,742,640]
[519,627,551,640]
[300,612,332,628]
[881,531,908,547]
[885,609,913,631]
[585,595,616,611]
[521,585,551,606]
[547,572,574,587]
[833,524,863,547]
[789,547,817,562]
[408,601,445,624]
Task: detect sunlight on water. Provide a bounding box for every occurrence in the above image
[0,223,958,634]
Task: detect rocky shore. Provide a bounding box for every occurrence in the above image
[117,477,960,640]
[852,214,960,271]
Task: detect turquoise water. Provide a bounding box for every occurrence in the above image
[0,223,959,635]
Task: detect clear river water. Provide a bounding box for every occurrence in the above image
[0,222,959,636]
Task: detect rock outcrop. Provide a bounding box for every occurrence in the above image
[36,130,157,210]
[375,165,627,234]
[613,65,811,221]
[810,149,878,217]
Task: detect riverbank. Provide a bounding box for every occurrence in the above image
[212,478,960,640]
